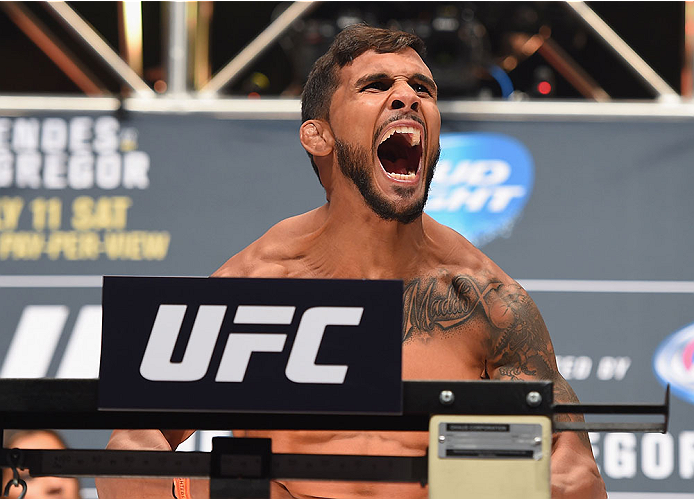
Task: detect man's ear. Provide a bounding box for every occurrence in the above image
[300,120,334,157]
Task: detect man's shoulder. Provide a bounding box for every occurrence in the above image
[212,249,289,278]
[212,209,324,278]
[423,214,514,285]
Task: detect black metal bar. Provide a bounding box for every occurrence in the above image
[553,403,667,414]
[0,379,667,434]
[554,385,670,434]
[0,379,554,430]
[552,385,669,434]
[0,448,427,483]
[554,422,667,433]
[210,438,272,499]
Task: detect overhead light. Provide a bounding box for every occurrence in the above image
[121,1,143,75]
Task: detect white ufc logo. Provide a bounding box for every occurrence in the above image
[139,305,363,384]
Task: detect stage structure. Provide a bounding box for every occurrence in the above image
[2,2,694,497]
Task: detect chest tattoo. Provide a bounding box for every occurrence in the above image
[402,275,501,341]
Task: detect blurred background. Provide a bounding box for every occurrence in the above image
[1,2,693,499]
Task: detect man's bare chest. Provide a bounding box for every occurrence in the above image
[400,272,506,380]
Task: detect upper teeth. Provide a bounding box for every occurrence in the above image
[380,126,421,146]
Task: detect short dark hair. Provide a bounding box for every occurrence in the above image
[301,24,426,181]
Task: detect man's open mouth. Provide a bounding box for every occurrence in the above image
[377,126,423,181]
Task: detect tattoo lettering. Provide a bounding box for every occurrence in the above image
[402,275,501,341]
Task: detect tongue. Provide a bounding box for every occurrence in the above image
[382,158,411,175]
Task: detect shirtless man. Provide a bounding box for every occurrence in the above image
[97,25,606,499]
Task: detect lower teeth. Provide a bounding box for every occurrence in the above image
[390,172,415,180]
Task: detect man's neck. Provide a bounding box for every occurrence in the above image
[308,191,432,280]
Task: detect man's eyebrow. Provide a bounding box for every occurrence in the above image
[354,73,391,88]
[353,72,438,93]
[412,73,437,92]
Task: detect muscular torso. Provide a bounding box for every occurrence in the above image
[142,210,600,499]
[210,216,530,498]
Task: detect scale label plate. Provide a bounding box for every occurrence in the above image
[437,422,543,460]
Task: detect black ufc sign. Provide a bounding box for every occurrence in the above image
[99,277,403,414]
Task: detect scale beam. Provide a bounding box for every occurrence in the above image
[0,379,667,432]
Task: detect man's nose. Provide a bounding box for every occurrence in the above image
[389,83,420,112]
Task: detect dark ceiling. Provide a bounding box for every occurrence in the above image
[0,2,684,100]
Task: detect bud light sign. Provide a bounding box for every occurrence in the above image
[425,133,534,246]
[654,321,694,405]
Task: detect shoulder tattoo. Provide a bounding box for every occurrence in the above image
[482,281,590,446]
[485,283,556,381]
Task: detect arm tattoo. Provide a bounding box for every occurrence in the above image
[485,282,591,449]
[402,273,590,448]
[486,284,555,380]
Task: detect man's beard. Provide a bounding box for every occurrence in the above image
[335,139,440,224]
